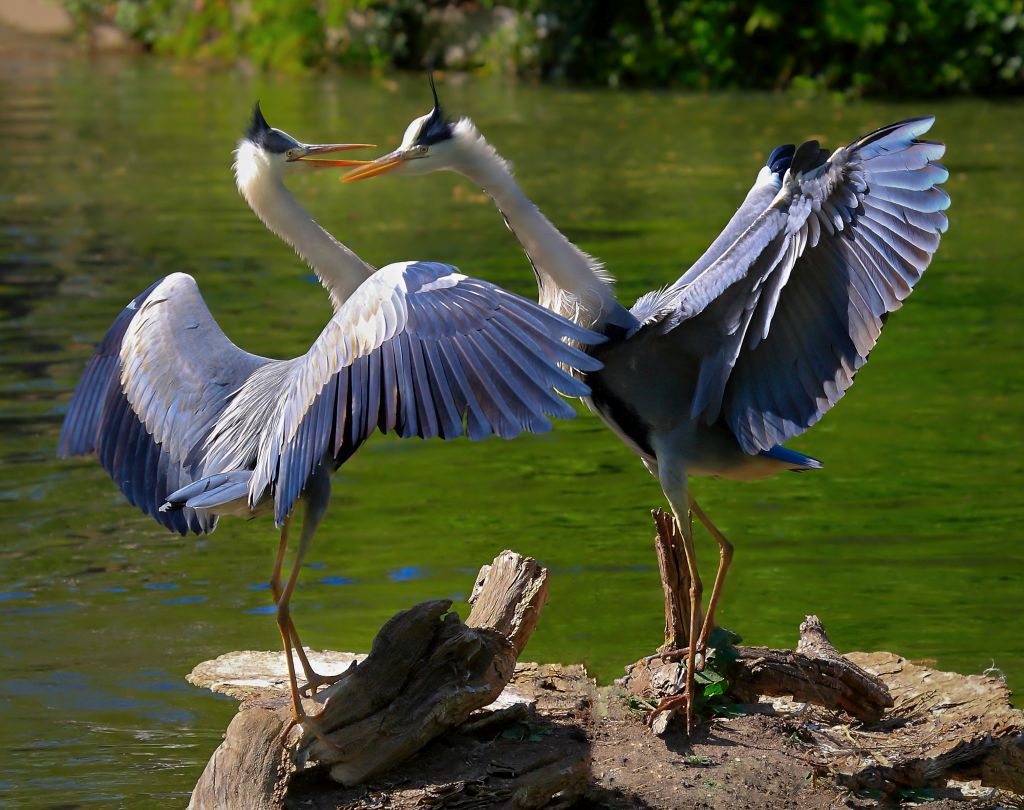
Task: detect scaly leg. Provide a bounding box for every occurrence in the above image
[270,513,304,653]
[270,514,350,697]
[649,464,703,733]
[274,467,339,750]
[690,496,734,659]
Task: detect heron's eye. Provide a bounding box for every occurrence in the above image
[411,145,429,157]
[285,149,298,160]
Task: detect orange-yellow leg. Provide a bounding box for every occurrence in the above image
[648,499,734,731]
[690,496,734,659]
[273,469,341,751]
[269,517,346,698]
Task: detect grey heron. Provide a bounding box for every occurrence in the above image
[57,103,605,736]
[343,82,950,729]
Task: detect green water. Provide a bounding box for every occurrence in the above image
[1,30,1022,808]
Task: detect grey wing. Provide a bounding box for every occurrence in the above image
[246,261,606,526]
[648,117,949,453]
[58,272,270,534]
[630,145,796,326]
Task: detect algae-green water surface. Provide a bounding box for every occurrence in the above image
[1,36,1021,808]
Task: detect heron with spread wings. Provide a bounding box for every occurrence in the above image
[58,104,604,735]
[344,82,950,729]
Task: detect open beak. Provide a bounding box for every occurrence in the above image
[341,150,411,182]
[292,143,376,167]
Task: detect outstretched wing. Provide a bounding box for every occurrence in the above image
[235,261,605,525]
[642,117,949,454]
[58,273,270,534]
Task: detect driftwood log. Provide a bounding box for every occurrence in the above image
[188,550,549,810]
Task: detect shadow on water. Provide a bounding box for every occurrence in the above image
[0,27,1022,810]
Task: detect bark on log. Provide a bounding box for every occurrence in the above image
[729,615,893,721]
[189,550,549,810]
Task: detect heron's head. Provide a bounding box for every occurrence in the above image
[233,102,372,192]
[342,75,466,183]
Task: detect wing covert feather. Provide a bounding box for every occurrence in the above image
[59,274,269,534]
[646,117,948,453]
[252,261,605,525]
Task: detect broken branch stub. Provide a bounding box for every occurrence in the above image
[301,551,549,780]
[651,508,692,653]
[467,548,549,654]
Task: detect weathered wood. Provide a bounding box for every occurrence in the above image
[187,649,362,700]
[467,548,549,654]
[651,508,692,653]
[729,615,893,721]
[827,651,1024,796]
[188,705,291,810]
[189,550,550,809]
[299,602,517,783]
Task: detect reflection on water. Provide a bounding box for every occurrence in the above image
[1,27,1022,810]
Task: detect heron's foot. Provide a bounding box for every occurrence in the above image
[642,646,705,670]
[647,689,696,735]
[297,663,355,698]
[280,702,343,752]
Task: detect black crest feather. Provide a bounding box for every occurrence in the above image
[247,101,272,142]
[413,73,455,147]
[244,101,298,154]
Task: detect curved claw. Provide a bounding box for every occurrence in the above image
[643,644,706,734]
[280,701,344,753]
[297,664,355,698]
[647,689,695,735]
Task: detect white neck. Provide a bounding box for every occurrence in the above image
[448,119,618,329]
[234,141,373,310]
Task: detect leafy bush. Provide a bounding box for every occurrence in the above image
[519,0,1024,95]
[63,0,1024,95]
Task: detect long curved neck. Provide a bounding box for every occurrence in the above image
[235,143,373,311]
[449,121,619,329]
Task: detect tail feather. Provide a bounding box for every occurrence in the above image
[759,445,823,471]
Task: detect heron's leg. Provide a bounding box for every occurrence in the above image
[269,515,345,696]
[690,496,734,658]
[270,513,306,652]
[274,467,340,750]
[650,464,703,734]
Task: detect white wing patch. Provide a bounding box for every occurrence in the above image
[418,272,466,293]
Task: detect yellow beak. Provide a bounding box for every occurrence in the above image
[341,152,409,182]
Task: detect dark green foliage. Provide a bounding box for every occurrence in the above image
[690,626,746,719]
[521,0,1024,95]
[63,0,1023,94]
